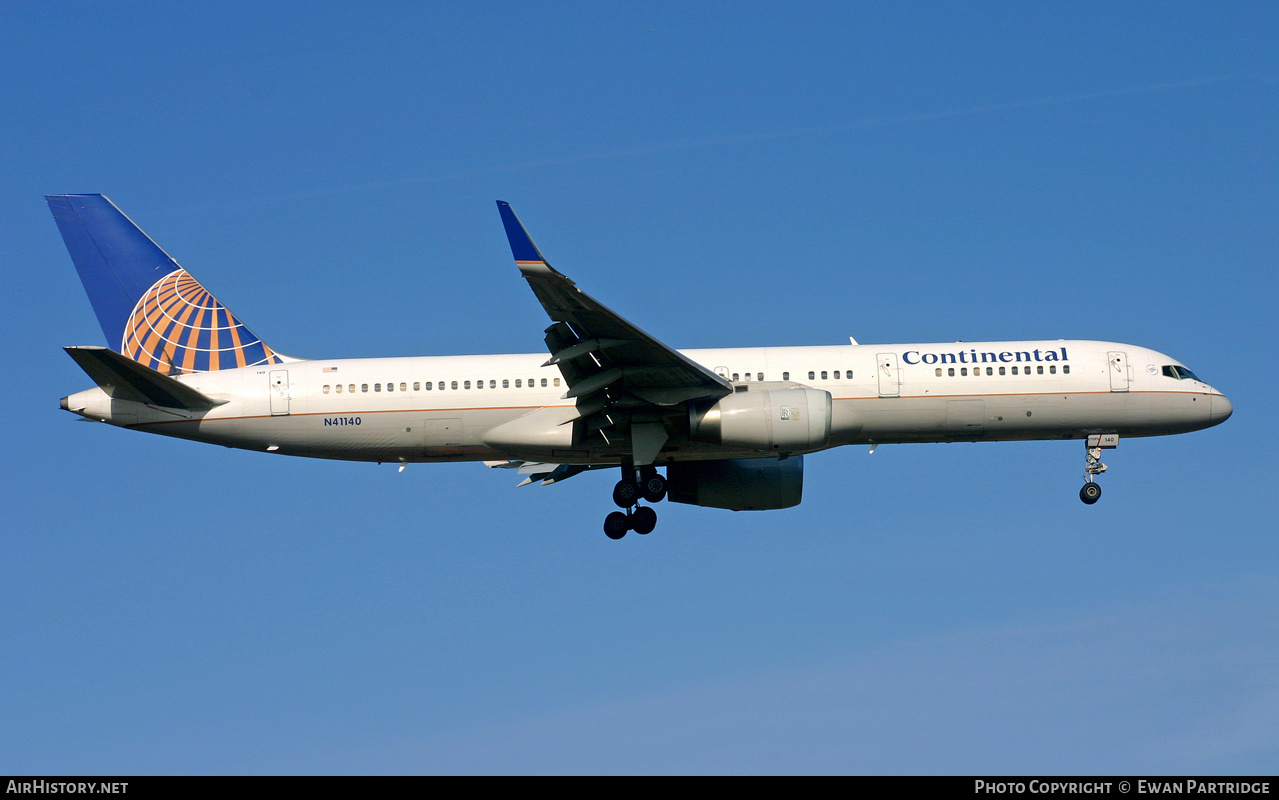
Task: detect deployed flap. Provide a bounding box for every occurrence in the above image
[495,201,731,408]
[64,346,226,410]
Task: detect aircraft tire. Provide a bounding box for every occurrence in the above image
[613,480,639,508]
[1080,483,1102,504]
[632,506,657,535]
[604,512,629,539]
[641,474,667,503]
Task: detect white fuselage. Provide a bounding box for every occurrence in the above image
[62,339,1231,464]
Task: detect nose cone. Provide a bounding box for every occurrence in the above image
[1210,394,1233,425]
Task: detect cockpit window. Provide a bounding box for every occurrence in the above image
[1162,365,1202,382]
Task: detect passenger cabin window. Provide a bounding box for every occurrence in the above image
[323,385,330,393]
[541,378,547,387]
[515,379,522,388]
[1063,365,1070,374]
[386,383,393,392]
[782,372,789,381]
[336,384,343,393]
[401,382,407,392]
[961,368,968,376]
[451,381,458,390]
[361,384,369,392]
[732,373,739,381]
[464,380,471,389]
[502,379,509,388]
[821,371,828,380]
[1049,366,1056,374]
[349,384,356,393]
[935,368,942,377]
[1037,366,1044,375]
[948,367,955,376]
[808,371,815,380]
[554,378,560,387]
[998,367,1005,375]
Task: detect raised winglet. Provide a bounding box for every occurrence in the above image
[496,201,563,279]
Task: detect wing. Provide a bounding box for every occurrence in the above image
[497,202,732,462]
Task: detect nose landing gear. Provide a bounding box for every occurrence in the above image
[1080,481,1102,504]
[1080,434,1117,505]
[603,465,666,539]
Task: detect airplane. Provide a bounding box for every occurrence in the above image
[50,194,1233,539]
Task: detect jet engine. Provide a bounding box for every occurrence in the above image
[688,388,832,453]
[666,456,804,510]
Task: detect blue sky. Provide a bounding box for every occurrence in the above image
[2,2,1276,774]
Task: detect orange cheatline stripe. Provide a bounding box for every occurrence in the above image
[134,403,569,426]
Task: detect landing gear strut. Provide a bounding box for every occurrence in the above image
[1080,434,1116,505]
[603,464,666,539]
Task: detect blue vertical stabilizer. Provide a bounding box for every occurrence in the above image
[47,195,281,373]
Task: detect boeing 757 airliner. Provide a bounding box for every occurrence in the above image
[51,195,1232,538]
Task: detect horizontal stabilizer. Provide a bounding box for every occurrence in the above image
[64,346,225,410]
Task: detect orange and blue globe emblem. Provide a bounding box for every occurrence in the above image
[121,269,279,373]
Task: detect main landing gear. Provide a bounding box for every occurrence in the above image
[1080,434,1116,505]
[603,465,667,539]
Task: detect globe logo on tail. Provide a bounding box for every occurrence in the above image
[121,269,279,373]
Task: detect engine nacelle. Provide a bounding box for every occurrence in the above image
[667,456,804,511]
[689,388,832,453]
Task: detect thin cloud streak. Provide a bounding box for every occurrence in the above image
[268,74,1263,205]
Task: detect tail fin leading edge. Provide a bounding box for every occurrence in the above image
[47,194,281,373]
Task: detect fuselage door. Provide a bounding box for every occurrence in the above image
[269,370,290,415]
[877,353,900,397]
[1108,351,1130,392]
